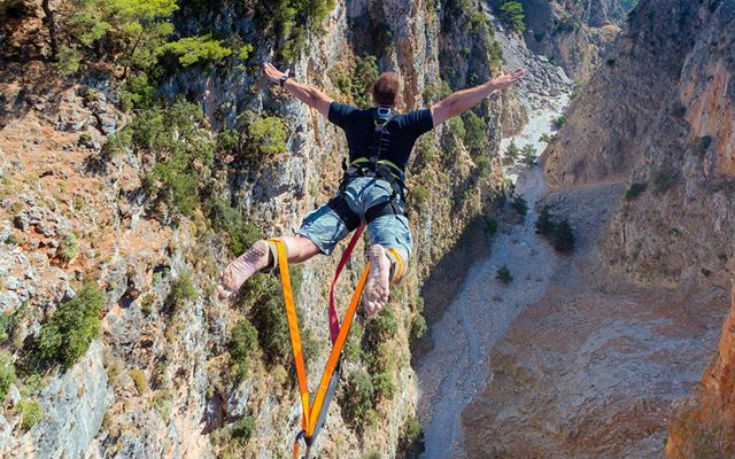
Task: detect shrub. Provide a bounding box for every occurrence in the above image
[520,144,537,166]
[247,266,305,366]
[171,271,197,304]
[462,111,489,159]
[535,205,554,236]
[363,451,382,459]
[231,416,255,443]
[410,184,429,211]
[245,115,288,157]
[554,115,568,129]
[539,133,554,143]
[496,265,513,284]
[228,318,258,379]
[205,198,260,257]
[36,283,104,369]
[510,195,528,217]
[553,219,575,253]
[17,398,43,430]
[372,371,396,402]
[66,0,177,73]
[410,314,427,340]
[134,100,216,218]
[625,182,647,200]
[131,368,147,394]
[59,233,80,262]
[365,306,398,349]
[506,140,520,162]
[161,34,232,67]
[340,369,374,425]
[496,1,525,32]
[0,351,16,402]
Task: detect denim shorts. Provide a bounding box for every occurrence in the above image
[297,176,412,260]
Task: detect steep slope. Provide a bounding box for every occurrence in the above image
[538,0,735,456]
[0,1,526,458]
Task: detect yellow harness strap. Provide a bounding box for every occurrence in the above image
[386,248,404,282]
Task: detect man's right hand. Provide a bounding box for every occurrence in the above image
[491,69,526,91]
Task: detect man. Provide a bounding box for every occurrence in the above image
[217,63,525,315]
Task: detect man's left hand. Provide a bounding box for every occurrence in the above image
[264,63,291,85]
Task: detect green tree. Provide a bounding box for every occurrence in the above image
[553,219,575,253]
[161,34,232,67]
[37,283,104,369]
[67,0,178,74]
[535,205,555,236]
[496,1,525,32]
[506,140,520,162]
[520,143,537,166]
[496,265,513,284]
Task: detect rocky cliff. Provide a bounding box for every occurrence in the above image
[520,0,636,81]
[540,0,735,455]
[0,1,526,458]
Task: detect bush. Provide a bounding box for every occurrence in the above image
[625,182,647,200]
[539,133,554,143]
[410,314,427,340]
[340,369,374,425]
[131,368,147,394]
[365,306,398,349]
[554,116,568,129]
[372,371,396,402]
[506,140,520,162]
[17,398,43,430]
[228,318,259,379]
[462,111,489,159]
[205,198,260,257]
[135,100,216,218]
[170,271,197,304]
[496,1,525,32]
[510,195,528,217]
[496,265,513,284]
[245,114,288,157]
[553,219,575,253]
[36,283,104,370]
[231,416,255,443]
[535,205,554,236]
[0,351,16,402]
[520,144,537,166]
[161,34,232,67]
[363,451,382,459]
[59,233,80,262]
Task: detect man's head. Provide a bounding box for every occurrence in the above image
[372,72,400,108]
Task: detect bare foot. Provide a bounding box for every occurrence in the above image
[364,244,390,316]
[217,240,271,299]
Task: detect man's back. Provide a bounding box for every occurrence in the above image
[328,102,434,171]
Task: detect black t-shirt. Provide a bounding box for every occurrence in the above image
[328,101,434,172]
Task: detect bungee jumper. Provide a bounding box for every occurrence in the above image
[216,62,524,457]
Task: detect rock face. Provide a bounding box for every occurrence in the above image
[0,1,526,458]
[538,0,735,456]
[521,0,635,81]
[543,0,735,289]
[666,281,735,457]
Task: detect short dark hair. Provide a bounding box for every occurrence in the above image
[372,72,400,107]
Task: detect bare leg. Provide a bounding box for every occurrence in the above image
[217,235,319,299]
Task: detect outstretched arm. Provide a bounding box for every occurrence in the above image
[430,69,525,127]
[263,63,333,117]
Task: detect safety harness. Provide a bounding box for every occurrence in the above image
[329,107,408,231]
[270,227,368,459]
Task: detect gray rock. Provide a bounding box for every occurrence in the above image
[4,276,20,291]
[24,341,113,458]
